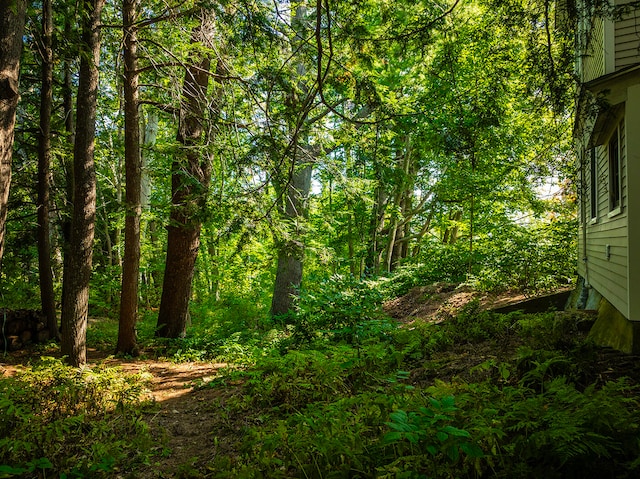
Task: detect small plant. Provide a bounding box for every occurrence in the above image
[238,348,353,411]
[383,395,483,472]
[498,377,640,478]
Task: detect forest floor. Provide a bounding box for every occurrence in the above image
[123,285,572,475]
[1,350,244,478]
[3,283,638,478]
[101,357,235,478]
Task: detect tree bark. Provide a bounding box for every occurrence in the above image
[411,208,435,257]
[443,209,462,244]
[271,160,313,315]
[117,0,142,355]
[389,139,413,271]
[140,109,158,209]
[365,166,387,274]
[140,109,160,300]
[0,0,27,266]
[156,19,217,338]
[59,19,77,338]
[60,0,105,367]
[37,0,58,338]
[269,5,316,315]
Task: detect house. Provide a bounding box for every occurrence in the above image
[573,0,640,352]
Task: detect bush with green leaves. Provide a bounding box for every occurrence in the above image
[471,220,576,293]
[378,242,472,299]
[287,274,392,345]
[378,219,576,300]
[216,376,488,478]
[233,392,395,477]
[146,296,282,363]
[207,297,640,479]
[381,395,484,477]
[446,301,517,344]
[235,347,363,412]
[0,357,156,477]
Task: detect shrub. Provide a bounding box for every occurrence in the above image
[498,377,640,478]
[286,274,392,345]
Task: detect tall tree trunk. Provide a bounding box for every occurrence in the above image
[60,0,105,367]
[348,213,356,275]
[117,0,142,355]
[59,19,77,331]
[140,109,160,300]
[269,5,314,315]
[0,0,27,266]
[411,208,435,257]
[365,165,387,275]
[37,0,58,338]
[389,140,413,271]
[443,209,462,244]
[156,19,218,338]
[271,159,313,315]
[140,109,158,209]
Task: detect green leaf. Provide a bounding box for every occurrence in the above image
[441,425,471,438]
[460,442,484,458]
[383,431,404,443]
[446,445,460,462]
[28,458,52,470]
[0,465,28,476]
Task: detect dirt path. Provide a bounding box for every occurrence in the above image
[1,351,243,478]
[99,356,239,477]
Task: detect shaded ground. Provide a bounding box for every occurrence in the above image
[384,283,640,389]
[105,358,230,477]
[3,284,640,477]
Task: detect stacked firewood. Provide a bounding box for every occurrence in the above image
[0,309,50,352]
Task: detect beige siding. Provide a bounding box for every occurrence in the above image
[583,119,629,317]
[615,1,640,69]
[577,2,640,320]
[621,120,627,201]
[626,84,640,320]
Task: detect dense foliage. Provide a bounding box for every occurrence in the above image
[168,294,640,478]
[0,0,576,321]
[0,0,606,477]
[3,276,639,478]
[0,359,155,477]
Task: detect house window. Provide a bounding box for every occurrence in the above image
[608,123,621,214]
[589,147,597,221]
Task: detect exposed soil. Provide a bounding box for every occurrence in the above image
[104,358,230,477]
[383,282,573,324]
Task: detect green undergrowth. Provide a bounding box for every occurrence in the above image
[0,358,158,478]
[40,276,640,478]
[196,300,640,479]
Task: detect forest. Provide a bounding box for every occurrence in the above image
[2,0,639,478]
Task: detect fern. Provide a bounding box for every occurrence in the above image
[500,376,640,475]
